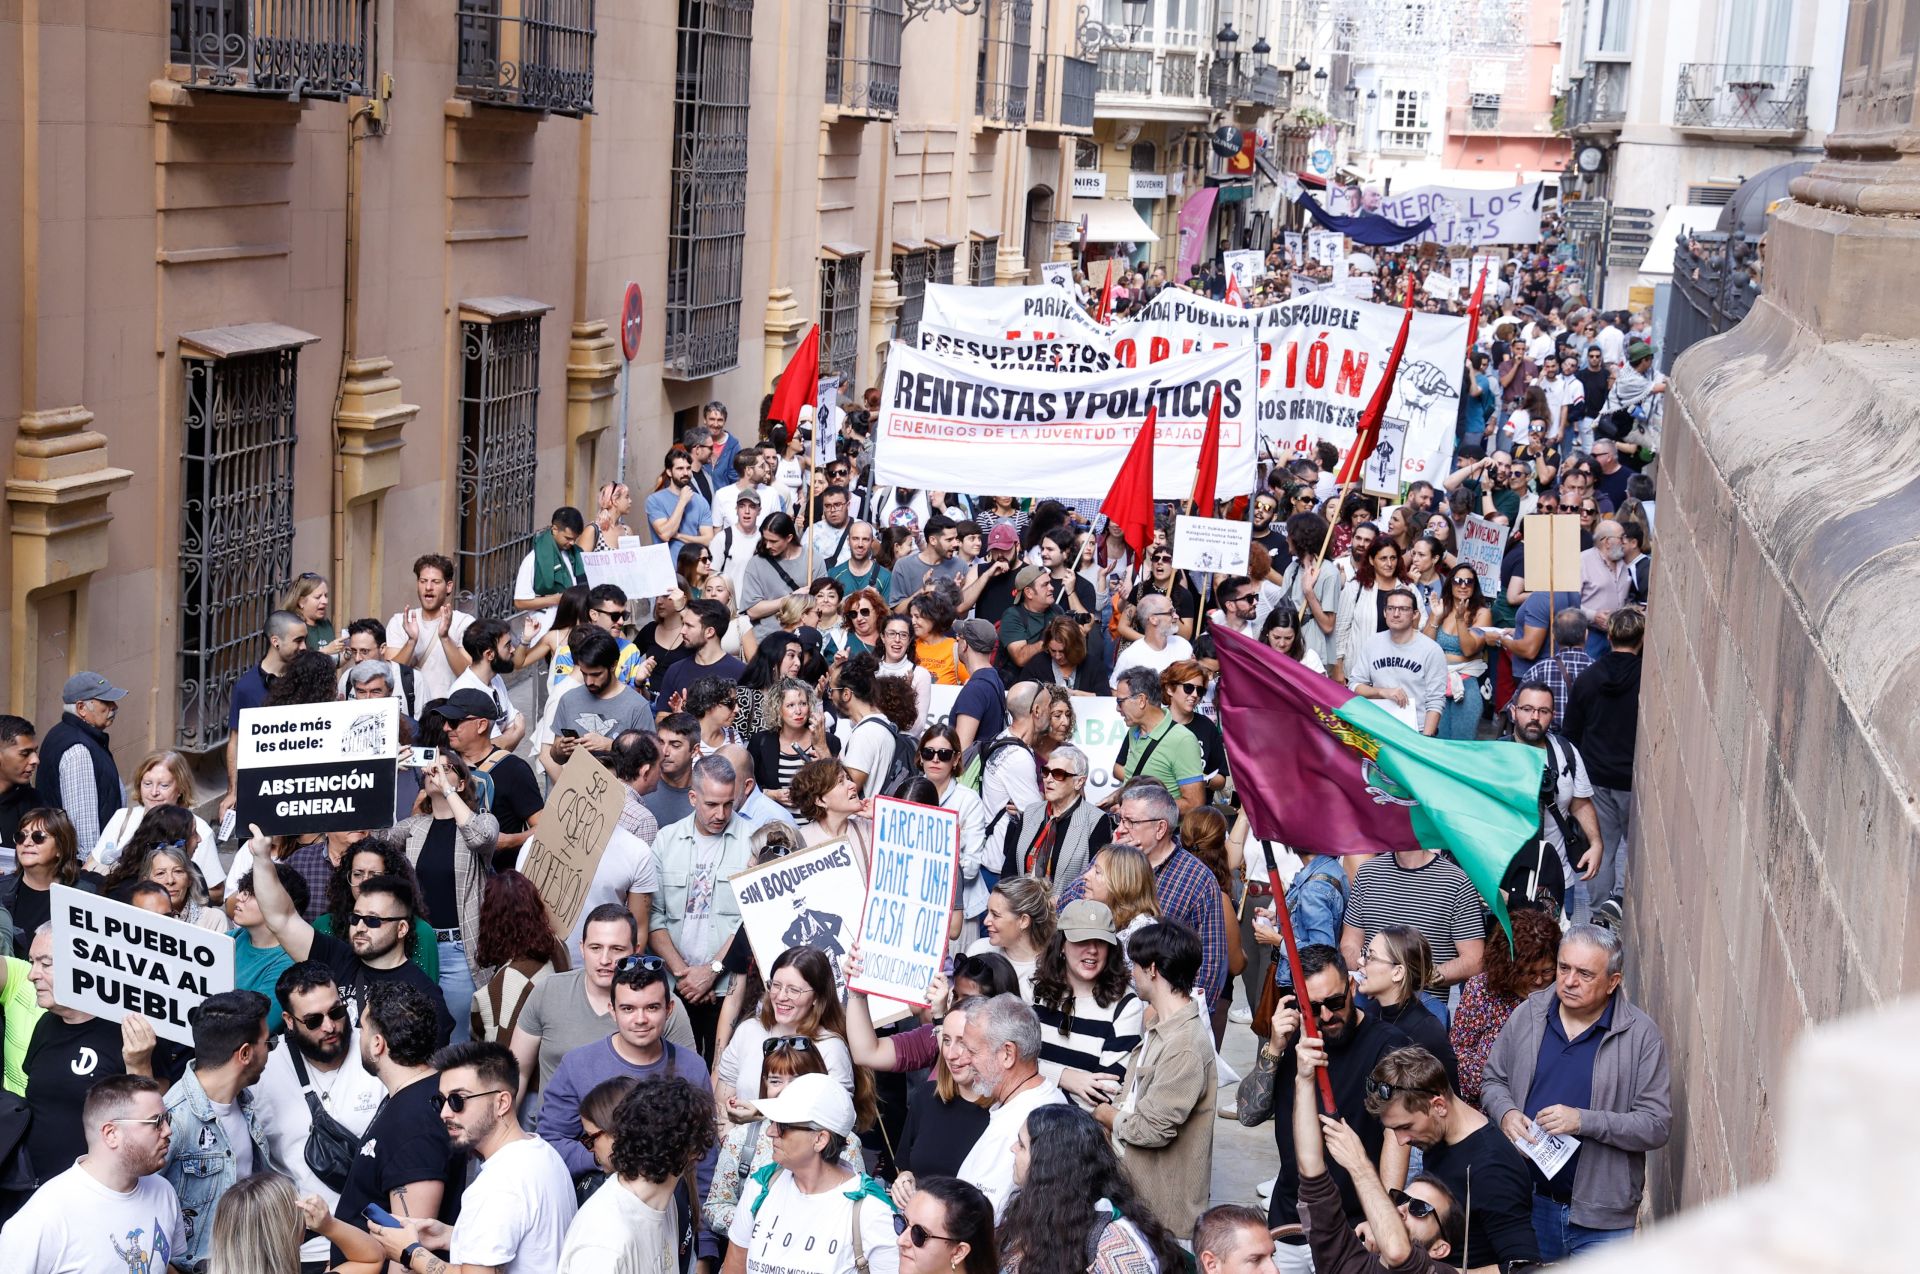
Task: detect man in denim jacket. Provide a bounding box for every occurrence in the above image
[163,989,280,1267]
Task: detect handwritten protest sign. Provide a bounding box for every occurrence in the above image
[849,798,958,1007]
[516,749,624,937]
[585,542,676,602]
[731,838,870,989]
[1459,515,1510,598]
[1172,515,1252,575]
[51,884,234,1046]
[235,699,398,835]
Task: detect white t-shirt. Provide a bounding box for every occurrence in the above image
[450,1136,579,1274]
[89,805,226,890]
[208,1097,255,1178]
[842,714,896,800]
[385,608,475,707]
[565,826,662,961]
[1109,634,1195,690]
[253,1031,387,1263]
[1540,374,1585,435]
[450,666,525,735]
[955,1078,1068,1218]
[717,1019,856,1106]
[726,1169,900,1274]
[558,1176,678,1274]
[964,936,1037,1001]
[0,1161,186,1274]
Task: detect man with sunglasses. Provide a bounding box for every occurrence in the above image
[1120,547,1198,643]
[1362,1045,1540,1270]
[253,962,386,1267]
[160,989,279,1267]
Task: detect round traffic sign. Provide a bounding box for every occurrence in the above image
[620,282,643,361]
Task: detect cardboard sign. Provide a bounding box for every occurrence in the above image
[1308,230,1344,266]
[1172,515,1252,576]
[849,798,959,1007]
[1361,416,1413,500]
[1459,514,1510,598]
[731,838,870,985]
[235,699,399,835]
[1223,249,1265,299]
[1071,697,1130,801]
[516,749,626,937]
[584,543,676,603]
[50,884,235,1046]
[1522,513,1583,593]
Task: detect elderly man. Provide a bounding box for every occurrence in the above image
[1110,594,1194,688]
[953,994,1066,1217]
[1480,924,1671,1260]
[648,754,757,1055]
[1578,519,1632,657]
[36,671,130,854]
[1110,668,1205,812]
[1009,743,1112,888]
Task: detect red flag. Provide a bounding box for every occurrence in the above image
[1096,260,1119,324]
[1464,263,1489,350]
[1224,270,1245,308]
[1190,387,1222,514]
[1101,406,1158,554]
[765,324,821,429]
[1334,276,1417,487]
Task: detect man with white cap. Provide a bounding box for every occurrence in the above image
[34,670,129,854]
[723,1072,898,1274]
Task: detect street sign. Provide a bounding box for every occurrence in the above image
[620,282,644,361]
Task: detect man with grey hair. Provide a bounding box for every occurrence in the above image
[954,993,1065,1217]
[1111,667,1205,812]
[718,743,795,830]
[1480,925,1671,1260]
[1518,606,1595,730]
[345,658,396,700]
[647,753,755,1056]
[1109,593,1194,688]
[1009,742,1112,886]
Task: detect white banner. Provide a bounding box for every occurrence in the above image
[875,340,1259,500]
[1375,181,1546,247]
[51,884,235,1046]
[849,797,958,1007]
[1120,289,1469,483]
[923,281,1106,341]
[1072,698,1129,800]
[1172,515,1252,575]
[916,321,1119,375]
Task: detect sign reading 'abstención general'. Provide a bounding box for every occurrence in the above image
[235,698,400,835]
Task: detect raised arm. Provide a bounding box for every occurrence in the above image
[245,825,315,961]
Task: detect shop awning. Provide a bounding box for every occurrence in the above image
[1071,198,1161,243]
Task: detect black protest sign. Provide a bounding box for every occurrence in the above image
[235,699,399,835]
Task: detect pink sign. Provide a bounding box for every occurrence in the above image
[1176,188,1219,285]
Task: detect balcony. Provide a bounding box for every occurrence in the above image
[456,0,597,117]
[169,0,374,99]
[1032,54,1097,132]
[1459,105,1554,136]
[974,3,1031,129]
[1247,64,1286,108]
[825,0,902,118]
[1380,127,1430,154]
[1565,60,1627,133]
[1674,62,1810,139]
[1094,44,1211,120]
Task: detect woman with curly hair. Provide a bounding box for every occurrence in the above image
[560,1075,720,1274]
[1030,900,1142,1110]
[735,633,805,745]
[1449,905,1560,1105]
[687,674,745,756]
[715,947,876,1131]
[909,588,965,686]
[1031,684,1076,766]
[963,876,1056,1000]
[108,825,223,930]
[877,613,933,731]
[265,649,342,707]
[790,757,873,854]
[997,1104,1186,1274]
[470,869,571,1044]
[315,839,439,980]
[750,677,839,806]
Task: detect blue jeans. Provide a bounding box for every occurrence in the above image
[1531,1194,1633,1260]
[1418,989,1451,1029]
[1436,674,1483,740]
[439,939,475,1044]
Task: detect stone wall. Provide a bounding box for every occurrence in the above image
[1630,196,1920,1213]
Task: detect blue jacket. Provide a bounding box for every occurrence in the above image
[163,1065,278,1267]
[1273,855,1349,986]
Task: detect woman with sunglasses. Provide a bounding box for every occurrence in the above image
[1009,744,1112,895]
[791,758,874,856]
[892,1177,995,1274]
[915,725,990,935]
[963,876,1055,1000]
[629,587,692,695]
[0,806,87,948]
[1424,564,1492,741]
[704,1022,864,1234]
[877,613,934,732]
[280,571,342,657]
[837,587,888,659]
[469,869,570,1046]
[677,542,715,600]
[997,1104,1186,1274]
[572,1074,636,1179]
[1158,661,1227,801]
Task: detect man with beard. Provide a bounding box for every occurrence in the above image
[369,1041,577,1274]
[954,993,1066,1219]
[254,962,387,1270]
[1234,944,1409,1249]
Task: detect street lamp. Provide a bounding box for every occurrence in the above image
[1073,0,1150,57]
[1215,22,1240,53]
[1252,36,1271,59]
[1314,65,1328,103]
[1293,57,1311,75]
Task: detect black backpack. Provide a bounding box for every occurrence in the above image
[856,714,920,799]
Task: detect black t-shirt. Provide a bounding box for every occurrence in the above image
[480,752,544,837]
[309,931,455,1048]
[1374,997,1457,1089]
[1180,711,1229,781]
[1421,1120,1542,1267]
[0,783,37,851]
[24,1014,127,1181]
[10,880,51,948]
[970,562,1021,627]
[1267,1011,1411,1228]
[1128,578,1200,625]
[416,819,460,931]
[635,624,695,696]
[333,1073,462,1257]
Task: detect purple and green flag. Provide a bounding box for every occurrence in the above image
[1213,627,1544,938]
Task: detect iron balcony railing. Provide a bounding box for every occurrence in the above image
[1674,62,1810,133]
[456,0,597,116]
[1033,54,1096,130]
[1565,60,1627,130]
[169,0,374,99]
[975,0,1032,128]
[1248,64,1284,107]
[1097,48,1153,95]
[825,0,903,117]
[1461,105,1553,135]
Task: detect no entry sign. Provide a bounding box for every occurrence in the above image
[620,281,644,361]
[235,699,399,835]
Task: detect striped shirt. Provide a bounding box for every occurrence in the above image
[1341,852,1487,966]
[1057,845,1229,1001]
[1033,989,1144,1109]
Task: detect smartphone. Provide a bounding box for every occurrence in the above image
[363,1202,401,1229]
[559,729,580,739]
[400,746,439,769]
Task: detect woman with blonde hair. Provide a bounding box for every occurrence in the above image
[86,749,226,898]
[1079,845,1159,944]
[1354,922,1457,1084]
[962,875,1056,998]
[586,480,633,549]
[749,677,838,808]
[208,1170,385,1274]
[1032,684,1076,764]
[702,573,760,662]
[280,572,341,656]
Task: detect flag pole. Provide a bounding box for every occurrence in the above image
[1263,842,1337,1115]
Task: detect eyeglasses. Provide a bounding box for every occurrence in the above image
[1174,682,1206,695]
[431,1088,507,1114]
[1114,814,1166,831]
[1388,1189,1440,1221]
[349,912,406,929]
[110,1111,172,1130]
[294,1003,350,1032]
[1306,990,1350,1015]
[595,609,629,623]
[851,606,876,618]
[893,1215,960,1247]
[576,1126,610,1150]
[21,830,50,845]
[1042,767,1083,782]
[919,746,956,762]
[763,1035,816,1055]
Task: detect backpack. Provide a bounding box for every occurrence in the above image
[855,715,919,799]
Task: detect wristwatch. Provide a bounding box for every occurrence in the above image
[401,1242,426,1270]
[710,959,726,975]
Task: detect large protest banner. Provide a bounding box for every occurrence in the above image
[1459,514,1510,598]
[916,322,1119,375]
[923,281,1107,341]
[1123,289,1467,484]
[51,884,234,1045]
[875,341,1259,500]
[517,749,625,937]
[849,798,959,1007]
[235,699,399,835]
[1374,181,1546,247]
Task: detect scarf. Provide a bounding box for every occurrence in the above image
[532,528,586,596]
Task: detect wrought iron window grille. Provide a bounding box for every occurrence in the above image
[457,315,543,621]
[456,0,598,116]
[170,0,375,100]
[665,0,754,380]
[820,252,867,384]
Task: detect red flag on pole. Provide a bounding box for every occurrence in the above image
[765,324,821,429]
[1224,270,1245,309]
[1190,387,1222,514]
[1095,260,1118,325]
[1101,407,1158,554]
[1334,275,1417,487]
[1464,263,1489,351]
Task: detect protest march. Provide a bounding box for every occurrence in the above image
[0,192,1669,1274]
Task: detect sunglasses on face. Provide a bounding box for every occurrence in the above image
[294,1003,350,1032]
[1042,766,1082,782]
[616,954,667,976]
[851,606,876,617]
[349,913,405,929]
[893,1215,959,1247]
[1151,555,1173,564]
[596,609,629,623]
[21,830,50,845]
[920,746,956,762]
[1388,1188,1439,1221]
[431,1088,507,1114]
[576,1126,610,1149]
[1307,990,1350,1015]
[1174,682,1205,695]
